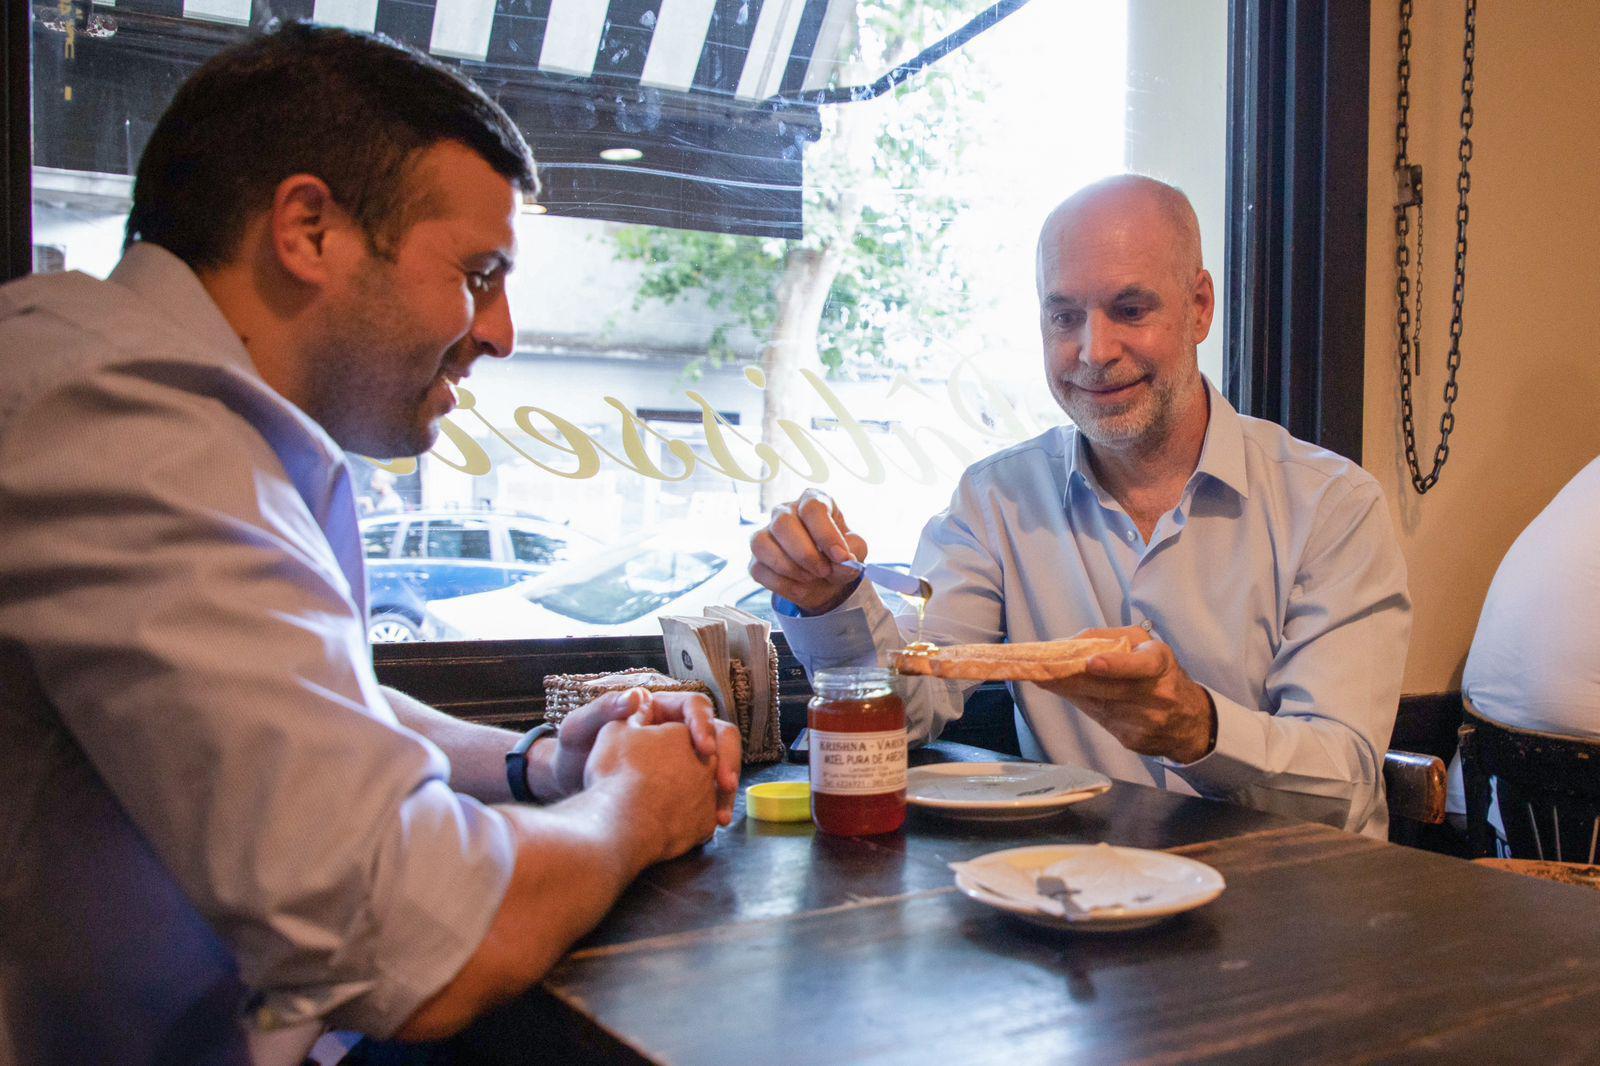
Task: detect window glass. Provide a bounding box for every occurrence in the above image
[424,520,493,561]
[529,549,728,626]
[361,522,399,560]
[31,0,1228,643]
[399,523,426,560]
[508,528,565,567]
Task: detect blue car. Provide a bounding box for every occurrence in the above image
[360,511,598,642]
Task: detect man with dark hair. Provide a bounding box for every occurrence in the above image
[0,23,738,1064]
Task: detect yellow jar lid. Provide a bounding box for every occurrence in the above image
[746,781,812,822]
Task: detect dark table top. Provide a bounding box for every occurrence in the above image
[439,744,1600,1065]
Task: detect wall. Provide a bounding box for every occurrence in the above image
[1363,1,1600,694]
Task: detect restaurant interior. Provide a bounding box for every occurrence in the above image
[4,0,1600,1062]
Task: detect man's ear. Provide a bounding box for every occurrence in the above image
[1190,268,1216,345]
[267,174,351,288]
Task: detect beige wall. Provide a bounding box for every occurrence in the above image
[1363,1,1600,694]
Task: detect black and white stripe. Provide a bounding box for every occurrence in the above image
[104,0,852,101]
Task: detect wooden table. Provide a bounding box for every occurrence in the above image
[427,744,1600,1064]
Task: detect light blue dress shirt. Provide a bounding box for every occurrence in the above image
[0,245,514,1061]
[781,383,1411,837]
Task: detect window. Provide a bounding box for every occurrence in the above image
[362,521,401,559]
[531,548,728,627]
[18,0,1373,653]
[424,520,493,562]
[508,528,565,566]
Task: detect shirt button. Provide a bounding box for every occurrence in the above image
[1126,529,1137,541]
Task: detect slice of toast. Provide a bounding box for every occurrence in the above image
[892,636,1135,682]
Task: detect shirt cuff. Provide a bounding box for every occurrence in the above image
[1158,685,1269,795]
[773,584,884,674]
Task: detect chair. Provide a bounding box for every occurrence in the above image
[1383,749,1447,828]
[1458,698,1600,863]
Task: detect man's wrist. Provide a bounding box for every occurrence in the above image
[1186,687,1219,764]
[1168,684,1218,765]
[506,724,558,802]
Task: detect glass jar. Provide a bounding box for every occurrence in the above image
[807,667,907,836]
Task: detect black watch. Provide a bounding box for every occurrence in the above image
[506,722,558,803]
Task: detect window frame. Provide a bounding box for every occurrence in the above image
[1224,0,1370,462]
[3,1,1371,715]
[3,1,27,282]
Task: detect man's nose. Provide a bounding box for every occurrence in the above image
[471,290,515,360]
[1079,311,1119,367]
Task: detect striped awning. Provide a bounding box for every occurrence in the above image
[55,0,866,236]
[95,0,856,104]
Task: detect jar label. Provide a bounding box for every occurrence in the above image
[809,728,908,795]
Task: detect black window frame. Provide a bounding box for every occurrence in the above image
[1225,0,1369,462]
[3,0,1370,719]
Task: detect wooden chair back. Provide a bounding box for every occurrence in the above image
[1459,698,1600,861]
[1383,749,1447,827]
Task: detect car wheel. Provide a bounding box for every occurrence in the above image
[369,613,421,644]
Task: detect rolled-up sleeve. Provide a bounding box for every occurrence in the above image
[1164,480,1412,836]
[0,363,514,1035]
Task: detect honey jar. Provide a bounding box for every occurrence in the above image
[807,667,907,835]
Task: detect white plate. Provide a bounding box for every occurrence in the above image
[906,762,1112,820]
[951,843,1226,932]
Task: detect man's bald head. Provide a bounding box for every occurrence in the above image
[1034,174,1215,454]
[1036,175,1204,294]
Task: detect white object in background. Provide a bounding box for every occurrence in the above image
[430,0,496,61]
[640,0,719,91]
[735,0,808,100]
[802,0,856,92]
[540,0,609,77]
[311,0,378,32]
[184,0,251,26]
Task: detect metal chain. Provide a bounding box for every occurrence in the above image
[1395,0,1476,495]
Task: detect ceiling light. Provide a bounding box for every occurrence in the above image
[599,147,644,163]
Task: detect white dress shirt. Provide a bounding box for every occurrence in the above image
[781,384,1411,837]
[1446,454,1600,816]
[0,244,514,1062]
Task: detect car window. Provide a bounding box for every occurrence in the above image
[508,528,567,566]
[361,521,399,559]
[735,588,779,625]
[424,519,493,560]
[531,549,726,625]
[399,522,426,559]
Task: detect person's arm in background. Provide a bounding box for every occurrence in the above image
[750,487,1003,742]
[383,685,739,818]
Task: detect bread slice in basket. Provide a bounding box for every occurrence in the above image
[892,635,1136,682]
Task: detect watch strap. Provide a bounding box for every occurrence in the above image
[506,722,557,803]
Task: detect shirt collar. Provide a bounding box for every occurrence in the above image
[108,242,351,479]
[1192,378,1250,500]
[109,242,256,376]
[1063,376,1251,507]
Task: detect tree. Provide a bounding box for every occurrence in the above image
[611,1,987,509]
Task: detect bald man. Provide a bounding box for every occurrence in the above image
[752,175,1411,837]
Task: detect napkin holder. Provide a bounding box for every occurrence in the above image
[661,608,783,765]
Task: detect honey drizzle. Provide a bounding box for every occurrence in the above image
[901,578,938,660]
